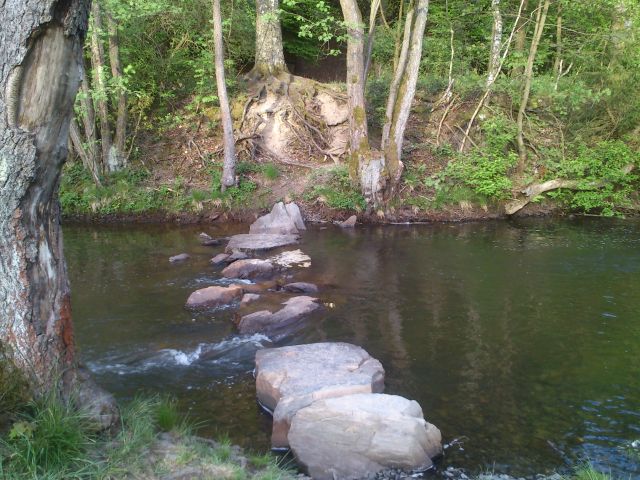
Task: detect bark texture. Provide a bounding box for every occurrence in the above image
[106,11,127,170]
[0,0,117,427]
[486,0,503,88]
[253,0,287,78]
[212,0,237,189]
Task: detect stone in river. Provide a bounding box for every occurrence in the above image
[250,202,306,236]
[289,393,442,480]
[169,253,190,262]
[185,285,243,308]
[225,234,299,253]
[339,215,357,228]
[237,296,321,336]
[283,282,318,294]
[254,342,385,448]
[240,293,261,306]
[222,259,275,280]
[199,232,227,246]
[210,253,230,265]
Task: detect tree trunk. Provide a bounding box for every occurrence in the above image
[487,0,503,88]
[511,0,529,77]
[340,0,429,209]
[70,117,102,186]
[516,0,550,170]
[106,11,127,170]
[364,0,382,81]
[213,0,237,190]
[252,0,288,78]
[552,3,562,75]
[381,0,429,197]
[89,1,114,172]
[0,0,117,427]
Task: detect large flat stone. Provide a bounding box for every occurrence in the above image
[255,343,385,448]
[289,393,442,480]
[225,234,299,253]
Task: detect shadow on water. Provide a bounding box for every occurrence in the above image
[64,218,640,477]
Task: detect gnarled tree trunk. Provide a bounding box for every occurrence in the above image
[212,0,237,190]
[0,0,117,427]
[252,0,287,78]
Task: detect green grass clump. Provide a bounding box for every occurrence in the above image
[304,166,366,211]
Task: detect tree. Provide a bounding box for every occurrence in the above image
[212,0,237,190]
[0,0,117,427]
[339,0,430,209]
[252,0,288,78]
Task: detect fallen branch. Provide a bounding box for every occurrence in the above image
[505,164,635,215]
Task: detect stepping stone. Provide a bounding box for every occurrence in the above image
[254,342,385,448]
[289,393,442,480]
[226,234,299,252]
[185,285,243,309]
[222,259,275,280]
[237,296,321,335]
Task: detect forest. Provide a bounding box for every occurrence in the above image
[59,0,640,220]
[1,0,640,479]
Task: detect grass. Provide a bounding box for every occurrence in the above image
[0,391,295,480]
[303,166,366,211]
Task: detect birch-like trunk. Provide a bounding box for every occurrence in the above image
[252,0,288,78]
[0,0,117,427]
[213,0,237,190]
[381,0,429,196]
[106,11,127,170]
[486,0,503,88]
[516,0,550,169]
[512,0,529,77]
[89,2,114,172]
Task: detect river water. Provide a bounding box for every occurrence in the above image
[64,218,640,478]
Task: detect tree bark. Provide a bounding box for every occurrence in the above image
[552,3,562,75]
[213,0,237,190]
[0,0,117,427]
[106,11,127,170]
[89,1,114,172]
[252,0,288,78]
[363,0,382,81]
[511,0,529,77]
[516,0,550,170]
[486,0,503,88]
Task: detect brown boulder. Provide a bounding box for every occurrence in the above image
[222,259,274,280]
[254,343,385,448]
[185,285,244,308]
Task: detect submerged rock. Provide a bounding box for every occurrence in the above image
[250,202,306,236]
[240,293,261,306]
[339,215,357,228]
[226,233,299,252]
[210,253,230,265]
[222,259,275,280]
[199,232,227,246]
[289,393,442,480]
[237,296,321,336]
[254,342,385,448]
[283,282,318,294]
[268,249,311,268]
[185,285,244,308]
[169,253,190,262]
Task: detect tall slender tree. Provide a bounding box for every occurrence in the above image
[212,0,237,190]
[252,0,288,78]
[0,0,117,426]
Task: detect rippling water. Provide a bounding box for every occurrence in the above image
[64,218,640,477]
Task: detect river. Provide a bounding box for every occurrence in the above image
[64,218,640,478]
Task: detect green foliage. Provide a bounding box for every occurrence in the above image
[304,166,366,211]
[545,141,639,216]
[261,163,280,181]
[0,350,29,418]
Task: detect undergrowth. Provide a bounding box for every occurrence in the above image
[303,166,366,211]
[0,392,293,480]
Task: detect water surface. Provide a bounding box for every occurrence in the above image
[64,218,640,477]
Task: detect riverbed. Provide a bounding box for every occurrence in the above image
[64,218,640,478]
